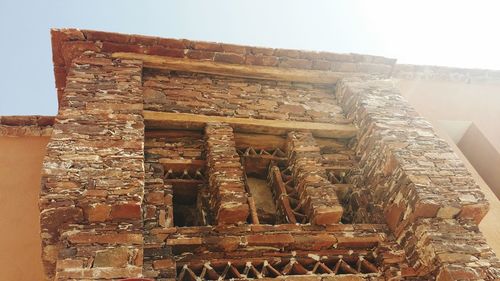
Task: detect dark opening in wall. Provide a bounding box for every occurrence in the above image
[165,164,210,227]
[238,147,285,224]
[172,183,208,227]
[144,130,211,228]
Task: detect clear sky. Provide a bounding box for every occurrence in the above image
[1,0,499,115]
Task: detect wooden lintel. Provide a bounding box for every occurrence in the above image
[146,129,348,150]
[159,159,206,172]
[144,111,357,139]
[112,52,355,84]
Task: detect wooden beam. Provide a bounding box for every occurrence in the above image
[146,129,348,150]
[159,159,206,173]
[112,52,355,84]
[144,111,357,139]
[234,133,286,150]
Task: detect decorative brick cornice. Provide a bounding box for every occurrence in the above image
[51,28,396,108]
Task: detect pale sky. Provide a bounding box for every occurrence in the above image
[1,0,499,115]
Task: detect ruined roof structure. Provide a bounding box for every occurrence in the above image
[0,29,499,281]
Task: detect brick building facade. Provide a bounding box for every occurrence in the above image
[3,29,500,280]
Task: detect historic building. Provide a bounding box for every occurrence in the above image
[0,29,499,280]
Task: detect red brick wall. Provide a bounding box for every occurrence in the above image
[40,52,145,280]
[143,69,346,123]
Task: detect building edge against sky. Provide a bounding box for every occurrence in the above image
[0,29,498,280]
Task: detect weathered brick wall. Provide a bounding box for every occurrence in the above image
[400,218,500,279]
[205,123,249,225]
[40,52,145,280]
[38,29,500,280]
[336,78,499,279]
[52,29,396,104]
[143,69,346,123]
[286,131,343,225]
[0,116,54,136]
[143,133,207,278]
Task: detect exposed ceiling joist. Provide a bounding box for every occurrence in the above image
[112,52,356,84]
[144,111,357,139]
[145,130,348,150]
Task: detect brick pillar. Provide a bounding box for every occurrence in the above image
[336,78,499,279]
[40,52,144,280]
[205,123,249,225]
[287,131,343,225]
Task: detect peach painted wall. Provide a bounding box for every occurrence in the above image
[0,136,48,281]
[397,79,500,255]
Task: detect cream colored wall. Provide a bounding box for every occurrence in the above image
[397,79,500,255]
[0,136,48,281]
[398,80,500,152]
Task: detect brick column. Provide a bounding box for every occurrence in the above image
[336,78,499,278]
[40,52,144,280]
[205,123,249,225]
[287,131,343,225]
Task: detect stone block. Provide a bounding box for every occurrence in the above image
[93,247,130,268]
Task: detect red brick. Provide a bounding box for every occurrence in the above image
[60,41,100,65]
[203,236,241,251]
[245,54,278,66]
[192,41,222,52]
[166,237,202,246]
[40,206,84,237]
[85,203,111,222]
[293,234,337,250]
[101,41,144,54]
[186,49,215,60]
[310,206,343,225]
[385,203,405,232]
[58,29,86,41]
[83,30,129,43]
[110,203,141,220]
[458,203,489,224]
[217,203,249,225]
[246,233,294,246]
[145,45,184,57]
[128,34,158,45]
[413,201,440,218]
[214,52,245,64]
[153,259,176,270]
[146,191,165,205]
[158,38,188,49]
[221,43,247,54]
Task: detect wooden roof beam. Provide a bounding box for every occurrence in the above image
[144,111,357,139]
[112,52,361,84]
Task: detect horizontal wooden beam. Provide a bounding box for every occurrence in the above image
[144,111,357,139]
[146,130,348,150]
[112,52,356,84]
